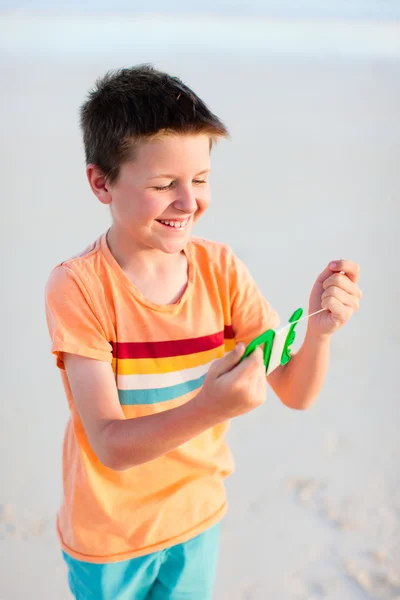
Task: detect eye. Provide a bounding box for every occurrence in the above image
[153,182,174,192]
[193,179,207,186]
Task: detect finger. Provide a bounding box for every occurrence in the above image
[328,260,360,283]
[321,286,360,310]
[321,296,354,322]
[322,275,362,299]
[247,346,265,366]
[210,343,246,378]
[316,260,360,285]
[232,346,264,376]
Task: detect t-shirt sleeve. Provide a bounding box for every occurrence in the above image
[45,264,113,369]
[229,250,280,346]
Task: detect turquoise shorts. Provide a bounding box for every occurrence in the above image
[62,523,220,600]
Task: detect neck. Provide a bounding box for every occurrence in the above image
[106,225,184,276]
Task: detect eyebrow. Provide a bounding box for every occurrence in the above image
[147,169,211,181]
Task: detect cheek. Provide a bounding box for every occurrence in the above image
[116,190,165,222]
[196,189,211,214]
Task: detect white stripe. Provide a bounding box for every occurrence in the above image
[117,360,216,391]
[266,329,287,376]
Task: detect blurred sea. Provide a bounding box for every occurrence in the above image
[1,1,400,63]
[2,0,400,19]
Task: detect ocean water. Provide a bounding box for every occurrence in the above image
[2,0,400,20]
[1,13,400,63]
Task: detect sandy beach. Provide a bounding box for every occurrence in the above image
[1,8,399,599]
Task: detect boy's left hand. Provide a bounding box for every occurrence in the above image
[307,260,362,338]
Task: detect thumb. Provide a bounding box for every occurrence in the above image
[210,343,246,378]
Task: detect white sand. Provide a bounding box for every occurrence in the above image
[1,13,399,600]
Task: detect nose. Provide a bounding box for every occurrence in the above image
[173,184,198,214]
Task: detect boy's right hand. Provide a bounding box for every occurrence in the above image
[196,343,267,422]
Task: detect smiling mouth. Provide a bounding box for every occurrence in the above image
[156,218,191,230]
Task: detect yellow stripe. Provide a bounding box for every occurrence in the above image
[224,338,236,352]
[112,339,236,375]
[116,346,223,375]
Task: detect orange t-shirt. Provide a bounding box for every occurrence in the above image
[45,232,279,563]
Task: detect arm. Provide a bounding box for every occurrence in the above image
[64,353,217,471]
[268,259,361,410]
[64,343,265,471]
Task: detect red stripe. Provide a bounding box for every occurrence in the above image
[224,324,235,339]
[111,327,236,359]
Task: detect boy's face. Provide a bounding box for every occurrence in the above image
[96,133,211,255]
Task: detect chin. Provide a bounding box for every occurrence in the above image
[159,241,188,254]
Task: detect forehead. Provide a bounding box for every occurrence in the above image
[132,133,211,171]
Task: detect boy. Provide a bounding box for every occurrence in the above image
[45,65,361,599]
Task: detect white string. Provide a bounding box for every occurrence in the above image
[279,307,327,331]
[292,307,327,325]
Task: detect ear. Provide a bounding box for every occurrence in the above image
[86,164,112,205]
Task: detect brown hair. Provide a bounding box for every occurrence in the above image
[80,64,229,184]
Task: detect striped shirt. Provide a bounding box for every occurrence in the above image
[45,232,279,563]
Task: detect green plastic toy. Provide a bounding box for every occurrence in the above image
[240,308,304,374]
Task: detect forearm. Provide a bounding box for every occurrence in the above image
[101,393,218,470]
[268,330,331,409]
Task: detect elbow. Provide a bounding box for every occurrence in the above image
[94,424,132,471]
[279,394,317,411]
[97,446,138,471]
[93,443,125,471]
[98,450,127,471]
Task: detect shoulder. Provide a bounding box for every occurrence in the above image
[45,236,108,310]
[46,236,104,291]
